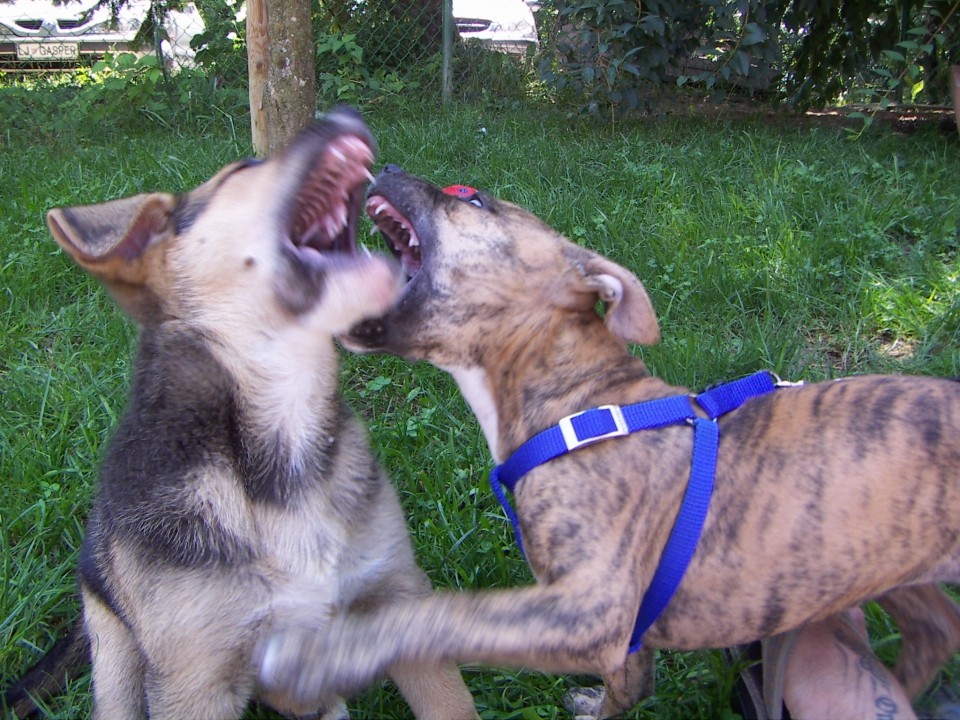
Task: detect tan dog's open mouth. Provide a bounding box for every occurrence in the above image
[285,132,374,269]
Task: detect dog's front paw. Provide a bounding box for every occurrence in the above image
[562,685,606,720]
[256,624,382,708]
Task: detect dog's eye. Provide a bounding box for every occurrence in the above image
[442,184,485,209]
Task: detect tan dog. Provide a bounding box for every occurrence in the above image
[5,115,477,720]
[256,166,960,718]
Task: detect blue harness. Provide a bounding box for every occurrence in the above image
[488,371,778,652]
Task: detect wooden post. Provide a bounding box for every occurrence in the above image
[265,0,317,154]
[247,0,269,157]
[246,0,317,156]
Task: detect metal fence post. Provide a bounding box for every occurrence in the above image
[441,0,452,104]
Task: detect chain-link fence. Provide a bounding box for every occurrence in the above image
[308,0,541,104]
[0,0,541,99]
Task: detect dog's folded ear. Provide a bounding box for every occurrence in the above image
[47,193,178,323]
[574,252,660,346]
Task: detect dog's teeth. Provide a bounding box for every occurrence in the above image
[330,147,346,163]
[408,236,420,247]
[364,168,375,182]
[360,244,373,258]
[369,226,379,236]
[326,216,340,238]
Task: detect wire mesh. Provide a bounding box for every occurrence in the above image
[0,0,542,98]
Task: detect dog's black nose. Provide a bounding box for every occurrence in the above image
[383,163,404,174]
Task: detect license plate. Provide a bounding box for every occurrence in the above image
[16,42,80,60]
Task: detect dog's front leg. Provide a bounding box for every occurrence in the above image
[83,592,147,720]
[600,645,656,718]
[563,645,656,720]
[257,583,634,711]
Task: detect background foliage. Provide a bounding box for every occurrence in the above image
[541,0,960,113]
[6,0,956,117]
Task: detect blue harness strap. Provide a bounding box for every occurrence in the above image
[488,371,777,652]
[628,417,717,652]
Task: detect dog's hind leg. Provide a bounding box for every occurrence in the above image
[139,622,257,720]
[142,650,253,720]
[84,592,146,720]
[878,584,960,698]
[388,661,479,720]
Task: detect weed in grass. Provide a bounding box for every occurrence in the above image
[2,87,958,719]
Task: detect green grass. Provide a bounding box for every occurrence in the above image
[1,85,959,719]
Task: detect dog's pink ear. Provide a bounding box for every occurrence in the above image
[579,254,660,346]
[47,193,177,322]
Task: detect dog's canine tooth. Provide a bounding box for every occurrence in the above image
[408,235,420,248]
[329,147,347,164]
[324,215,340,239]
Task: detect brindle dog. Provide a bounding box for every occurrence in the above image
[257,166,960,718]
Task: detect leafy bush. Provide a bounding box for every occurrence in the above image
[537,0,782,114]
[782,0,960,108]
[190,0,249,87]
[314,30,417,105]
[536,0,960,114]
[0,57,247,139]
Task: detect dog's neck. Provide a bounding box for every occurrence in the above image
[444,318,671,463]
[187,319,343,452]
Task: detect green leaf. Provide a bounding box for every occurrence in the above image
[910,79,924,102]
[742,22,766,46]
[882,49,905,63]
[730,50,750,76]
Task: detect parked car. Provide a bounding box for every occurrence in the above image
[0,0,203,69]
[452,0,538,56]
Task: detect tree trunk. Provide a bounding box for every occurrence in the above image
[247,0,269,156]
[247,0,317,156]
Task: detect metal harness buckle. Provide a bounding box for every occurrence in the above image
[558,404,629,451]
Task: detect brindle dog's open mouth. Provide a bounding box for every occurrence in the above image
[365,195,422,280]
[286,132,375,268]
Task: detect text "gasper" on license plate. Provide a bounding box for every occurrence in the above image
[17,42,80,60]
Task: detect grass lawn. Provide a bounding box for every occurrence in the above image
[1,86,958,719]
